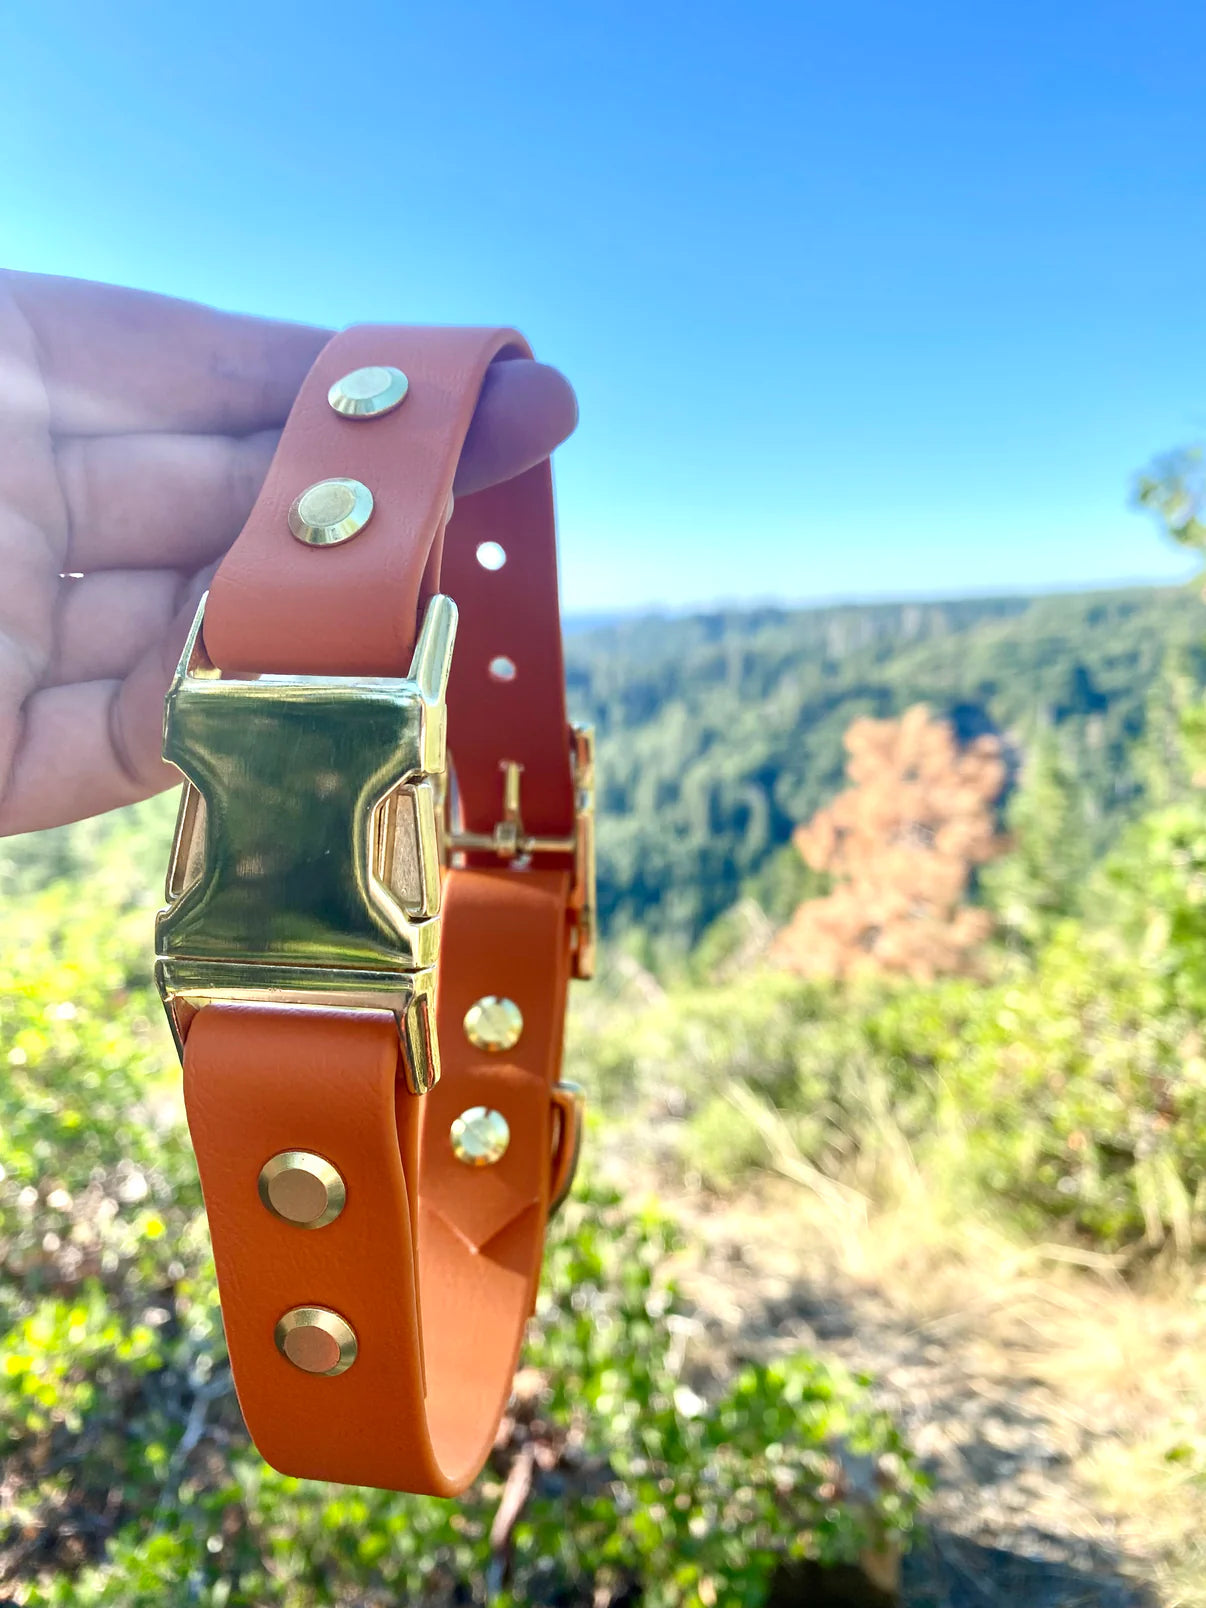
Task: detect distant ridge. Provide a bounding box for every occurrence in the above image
[563,582,1206,945]
[561,577,1197,639]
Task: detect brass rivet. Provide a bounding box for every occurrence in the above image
[463,995,523,1052]
[327,364,409,419]
[288,477,373,546]
[258,1151,346,1228]
[451,1106,510,1167]
[274,1306,357,1375]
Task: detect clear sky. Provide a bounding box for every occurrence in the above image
[3,0,1205,612]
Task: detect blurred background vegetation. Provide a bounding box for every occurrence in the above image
[568,585,1206,948]
[5,459,1206,1602]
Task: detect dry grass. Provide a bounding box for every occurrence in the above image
[867,1208,1206,1601]
[654,1089,1206,1606]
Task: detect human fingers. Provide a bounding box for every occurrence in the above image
[57,362,577,570]
[4,274,579,475]
[0,586,200,835]
[43,569,203,686]
[454,359,578,496]
[0,346,581,830]
[58,431,279,571]
[2,270,328,437]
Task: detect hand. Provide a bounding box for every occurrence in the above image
[0,272,578,836]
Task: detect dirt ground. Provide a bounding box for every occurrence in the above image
[646,1176,1206,1608]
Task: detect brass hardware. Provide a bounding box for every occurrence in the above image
[372,781,441,916]
[287,477,374,546]
[448,728,595,981]
[165,782,207,902]
[463,995,523,1052]
[569,727,597,980]
[451,1106,511,1166]
[407,591,457,763]
[549,1081,585,1217]
[327,365,409,420]
[156,592,458,1094]
[450,761,556,860]
[258,1151,346,1228]
[274,1306,358,1375]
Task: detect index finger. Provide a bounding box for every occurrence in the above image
[2,270,330,438]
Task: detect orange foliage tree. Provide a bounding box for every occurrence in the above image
[771,704,1008,981]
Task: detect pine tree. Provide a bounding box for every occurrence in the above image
[979,734,1092,948]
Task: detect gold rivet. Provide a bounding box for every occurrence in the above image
[257,1151,346,1228]
[274,1306,357,1375]
[327,364,409,419]
[451,1106,510,1167]
[463,995,523,1052]
[288,477,373,546]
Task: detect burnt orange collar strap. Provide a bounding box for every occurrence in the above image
[154,327,594,1495]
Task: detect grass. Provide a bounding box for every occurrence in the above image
[568,962,1206,1605]
[686,1164,1206,1603]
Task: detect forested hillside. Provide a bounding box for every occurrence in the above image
[3,584,1201,954]
[567,585,1206,945]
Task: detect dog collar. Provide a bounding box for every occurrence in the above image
[155,325,593,1494]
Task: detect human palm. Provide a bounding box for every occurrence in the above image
[0,271,577,836]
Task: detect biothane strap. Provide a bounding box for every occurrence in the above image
[170,327,583,1494]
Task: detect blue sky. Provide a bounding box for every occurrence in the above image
[3,0,1205,612]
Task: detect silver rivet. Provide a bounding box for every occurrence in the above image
[327,365,409,419]
[288,477,373,546]
[464,995,523,1052]
[258,1151,346,1228]
[451,1106,510,1167]
[274,1306,358,1375]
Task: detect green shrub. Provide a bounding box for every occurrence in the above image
[571,897,1206,1252]
[1,1286,161,1444]
[0,859,924,1606]
[4,1181,923,1606]
[0,879,198,1314]
[920,926,1206,1249]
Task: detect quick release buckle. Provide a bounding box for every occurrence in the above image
[155,593,458,1095]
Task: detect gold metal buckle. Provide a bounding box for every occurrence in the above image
[155,593,457,1094]
[447,726,597,980]
[549,1081,585,1218]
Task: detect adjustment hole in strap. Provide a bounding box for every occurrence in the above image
[488,655,517,683]
[475,541,507,571]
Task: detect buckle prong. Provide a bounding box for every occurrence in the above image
[449,761,574,860]
[447,728,596,979]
